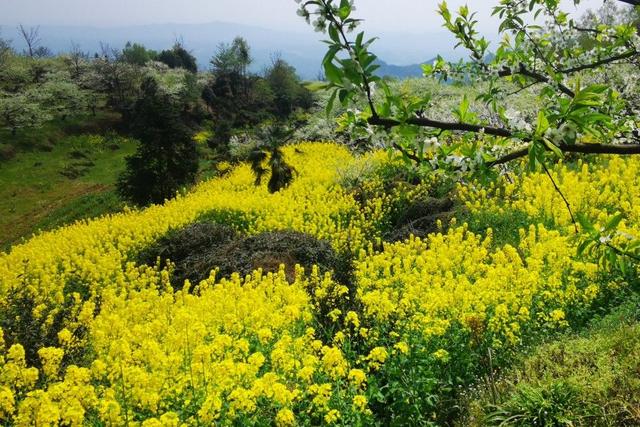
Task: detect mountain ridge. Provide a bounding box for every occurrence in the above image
[0,21,459,79]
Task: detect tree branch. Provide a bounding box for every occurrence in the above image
[488,142,640,167]
[320,0,379,118]
[498,63,575,97]
[617,0,640,6]
[368,116,514,138]
[392,142,422,163]
[541,161,578,233]
[559,49,638,74]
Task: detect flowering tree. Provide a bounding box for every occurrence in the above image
[0,91,50,136]
[39,75,90,121]
[296,0,640,174]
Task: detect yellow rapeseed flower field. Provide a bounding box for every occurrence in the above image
[0,144,638,425]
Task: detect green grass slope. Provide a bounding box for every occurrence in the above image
[0,124,136,249]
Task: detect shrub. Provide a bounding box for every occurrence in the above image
[466,297,640,426]
[0,144,16,161]
[139,223,352,289]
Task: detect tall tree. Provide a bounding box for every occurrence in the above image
[0,91,50,136]
[264,55,312,118]
[66,41,88,81]
[210,36,252,78]
[158,42,197,73]
[89,43,143,113]
[117,77,199,205]
[121,41,157,66]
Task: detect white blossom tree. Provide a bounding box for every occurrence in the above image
[0,91,50,136]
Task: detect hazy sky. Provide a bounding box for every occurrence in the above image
[0,0,605,33]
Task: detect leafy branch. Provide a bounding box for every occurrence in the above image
[296,0,640,173]
[577,213,640,274]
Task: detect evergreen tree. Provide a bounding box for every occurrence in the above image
[158,42,197,73]
[264,56,312,118]
[121,41,157,66]
[118,77,199,205]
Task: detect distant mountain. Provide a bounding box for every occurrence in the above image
[1,22,461,80]
[374,58,435,79]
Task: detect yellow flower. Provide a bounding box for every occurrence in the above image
[309,383,332,409]
[37,347,64,380]
[367,347,388,370]
[345,311,360,328]
[352,394,368,412]
[348,369,367,389]
[394,341,409,355]
[0,387,15,419]
[275,408,295,426]
[248,352,265,368]
[324,409,341,424]
[198,394,222,423]
[432,349,450,362]
[297,366,315,382]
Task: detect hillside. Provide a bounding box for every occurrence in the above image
[374,58,436,78]
[1,0,639,425]
[0,143,639,425]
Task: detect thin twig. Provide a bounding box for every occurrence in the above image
[602,241,640,262]
[541,162,578,233]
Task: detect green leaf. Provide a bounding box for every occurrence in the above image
[338,0,352,20]
[535,111,549,136]
[577,213,596,234]
[328,25,341,44]
[326,89,338,117]
[324,61,343,85]
[422,64,434,76]
[322,45,341,66]
[528,143,537,171]
[577,239,592,256]
[542,138,563,159]
[604,213,624,232]
[355,31,364,49]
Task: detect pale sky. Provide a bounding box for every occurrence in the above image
[0,0,606,33]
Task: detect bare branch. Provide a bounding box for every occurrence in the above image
[17,24,40,58]
[391,142,424,163]
[541,162,579,233]
[498,63,575,97]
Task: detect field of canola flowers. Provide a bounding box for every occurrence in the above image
[0,142,639,425]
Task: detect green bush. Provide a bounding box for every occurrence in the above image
[465,297,640,426]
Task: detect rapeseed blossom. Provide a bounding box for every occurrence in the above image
[0,143,636,424]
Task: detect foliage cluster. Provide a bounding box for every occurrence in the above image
[202,37,313,153]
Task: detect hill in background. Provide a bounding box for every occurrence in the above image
[0,21,459,79]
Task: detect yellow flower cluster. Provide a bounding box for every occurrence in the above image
[0,142,389,352]
[0,143,390,425]
[459,157,640,237]
[0,142,634,425]
[355,223,600,348]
